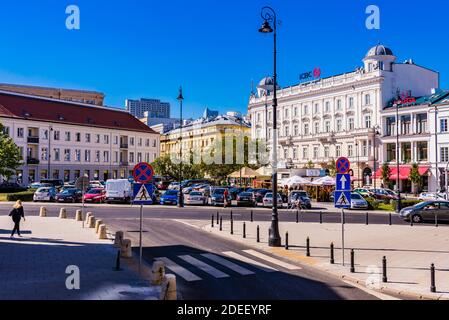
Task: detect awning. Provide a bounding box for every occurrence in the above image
[373,166,430,180]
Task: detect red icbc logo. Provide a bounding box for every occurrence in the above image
[313,67,321,79]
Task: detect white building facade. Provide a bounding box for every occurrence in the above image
[248,44,439,184]
[0,91,160,185]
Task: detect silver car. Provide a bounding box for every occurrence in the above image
[185,191,207,205]
[350,192,369,210]
[33,187,56,202]
[400,201,449,223]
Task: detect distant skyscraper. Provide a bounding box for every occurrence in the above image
[125,98,170,119]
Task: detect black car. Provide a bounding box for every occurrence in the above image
[236,192,256,207]
[229,187,245,200]
[253,189,270,203]
[56,188,83,203]
[0,182,27,193]
[40,179,64,189]
[210,188,231,206]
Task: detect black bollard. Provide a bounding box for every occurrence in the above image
[306,237,310,257]
[430,263,436,293]
[257,225,260,243]
[330,243,335,264]
[250,210,254,222]
[230,210,233,220]
[114,249,121,271]
[296,210,299,223]
[382,256,388,283]
[410,216,414,227]
[230,218,234,235]
[350,249,355,273]
[389,213,392,226]
[243,222,246,239]
[435,213,439,228]
[211,215,214,228]
[320,211,323,224]
[217,212,219,224]
[220,217,223,231]
[365,212,369,225]
[285,232,289,250]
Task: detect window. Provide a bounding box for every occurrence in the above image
[75,149,81,162]
[314,122,320,134]
[325,102,330,113]
[302,147,308,159]
[293,125,299,136]
[64,149,71,161]
[284,126,289,137]
[17,128,24,138]
[54,130,60,140]
[65,131,71,142]
[95,151,100,162]
[387,143,396,162]
[337,100,342,110]
[336,145,341,157]
[416,114,428,134]
[313,146,319,159]
[349,97,354,108]
[54,148,60,161]
[348,145,353,157]
[114,136,119,145]
[362,141,368,157]
[145,153,150,162]
[324,120,331,133]
[103,151,109,162]
[114,151,118,163]
[85,150,91,162]
[401,142,411,163]
[324,146,330,158]
[95,134,100,144]
[348,118,355,131]
[138,138,142,147]
[293,148,297,160]
[268,111,272,121]
[153,140,157,148]
[129,152,135,163]
[441,147,449,163]
[104,135,109,144]
[283,149,288,159]
[364,115,372,128]
[304,105,309,115]
[336,119,342,132]
[256,113,261,123]
[284,108,289,118]
[41,147,48,161]
[417,142,428,162]
[42,129,48,140]
[85,133,91,143]
[130,137,135,146]
[145,139,150,147]
[75,132,81,142]
[267,128,272,139]
[314,103,319,114]
[304,123,309,135]
[294,107,298,117]
[365,94,371,105]
[440,119,448,133]
[401,115,411,135]
[137,152,142,162]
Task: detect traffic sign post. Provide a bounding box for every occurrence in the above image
[336,157,350,174]
[335,159,351,266]
[75,176,90,228]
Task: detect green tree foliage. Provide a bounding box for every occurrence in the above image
[381,163,391,186]
[408,163,421,194]
[151,154,204,181]
[327,159,337,177]
[0,122,22,181]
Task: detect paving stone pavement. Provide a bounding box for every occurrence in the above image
[0,215,160,300]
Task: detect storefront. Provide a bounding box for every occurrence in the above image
[373,165,430,193]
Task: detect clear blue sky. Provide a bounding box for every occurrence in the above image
[0,0,448,119]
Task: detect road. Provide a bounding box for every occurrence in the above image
[0,202,425,299]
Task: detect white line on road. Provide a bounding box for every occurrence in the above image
[222,251,277,272]
[178,255,230,279]
[342,280,401,300]
[243,249,302,270]
[201,253,255,276]
[155,257,202,282]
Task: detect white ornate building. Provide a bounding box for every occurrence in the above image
[247,44,439,184]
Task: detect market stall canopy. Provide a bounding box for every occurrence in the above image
[229,167,261,178]
[309,176,336,186]
[280,175,311,187]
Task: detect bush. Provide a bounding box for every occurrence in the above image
[366,197,380,210]
[397,199,421,209]
[6,191,35,202]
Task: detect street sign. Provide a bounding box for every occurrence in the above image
[334,191,351,209]
[75,176,89,192]
[336,174,351,191]
[336,157,350,174]
[132,162,154,184]
[133,183,154,205]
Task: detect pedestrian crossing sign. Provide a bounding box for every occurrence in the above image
[133,183,154,205]
[334,191,351,209]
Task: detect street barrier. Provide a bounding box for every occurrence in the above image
[98,224,107,239]
[75,210,83,221]
[350,249,355,273]
[95,219,103,233]
[306,237,310,257]
[161,274,177,300]
[330,243,335,264]
[382,256,388,283]
[150,261,165,285]
[114,231,124,247]
[120,239,132,258]
[39,207,47,217]
[59,208,67,219]
[430,263,436,293]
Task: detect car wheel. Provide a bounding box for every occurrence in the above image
[412,214,423,223]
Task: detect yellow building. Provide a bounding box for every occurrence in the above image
[161,112,251,159]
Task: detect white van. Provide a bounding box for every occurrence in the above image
[105,179,132,204]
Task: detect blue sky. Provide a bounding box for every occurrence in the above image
[0,0,448,119]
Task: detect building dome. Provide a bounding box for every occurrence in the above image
[366,44,394,57]
[258,77,274,87]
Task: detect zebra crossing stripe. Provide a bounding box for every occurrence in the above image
[222,251,277,272]
[243,250,301,270]
[155,257,202,282]
[201,253,255,276]
[178,255,230,278]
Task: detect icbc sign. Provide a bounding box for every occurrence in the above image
[299,67,321,82]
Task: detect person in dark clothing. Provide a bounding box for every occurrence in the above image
[9,200,25,238]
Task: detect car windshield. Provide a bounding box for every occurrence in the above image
[61,189,76,195]
[37,188,51,193]
[351,193,363,200]
[213,189,225,195]
[87,189,102,194]
[239,192,252,197]
[265,193,273,198]
[165,190,178,196]
[190,192,202,196]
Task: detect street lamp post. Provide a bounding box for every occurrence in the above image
[373,125,380,190]
[356,142,360,187]
[395,103,402,213]
[259,6,281,247]
[177,87,184,208]
[48,126,53,179]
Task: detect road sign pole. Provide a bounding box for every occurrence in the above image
[341,209,345,266]
[139,204,143,277]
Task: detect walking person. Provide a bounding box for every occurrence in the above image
[9,200,25,238]
[223,188,229,208]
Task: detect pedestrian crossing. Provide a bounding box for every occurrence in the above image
[154,249,302,282]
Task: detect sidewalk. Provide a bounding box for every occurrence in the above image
[0,216,161,300]
[201,219,449,300]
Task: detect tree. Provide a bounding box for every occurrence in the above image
[381,163,391,187]
[0,122,22,181]
[326,159,337,177]
[409,163,421,195]
[151,154,203,181]
[305,160,314,169]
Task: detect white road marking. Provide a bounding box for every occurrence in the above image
[201,253,255,276]
[243,249,301,270]
[222,251,277,272]
[178,255,230,278]
[342,280,401,300]
[155,257,202,282]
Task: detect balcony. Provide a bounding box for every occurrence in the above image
[27,158,40,165]
[120,143,128,149]
[27,136,40,144]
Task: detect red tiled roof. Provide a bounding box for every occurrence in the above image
[0,91,157,134]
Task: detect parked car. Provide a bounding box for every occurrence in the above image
[399,201,449,223]
[105,179,132,204]
[0,182,27,193]
[263,193,283,208]
[56,188,82,203]
[253,189,271,203]
[354,188,374,198]
[418,192,446,201]
[181,179,211,188]
[168,182,180,190]
[210,188,231,206]
[160,190,180,205]
[83,188,106,203]
[33,187,57,202]
[185,191,207,205]
[350,192,369,210]
[40,179,64,189]
[236,192,256,207]
[288,191,312,209]
[89,181,105,189]
[229,187,245,200]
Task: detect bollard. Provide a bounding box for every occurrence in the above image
[114,249,121,271]
[120,239,132,258]
[350,249,355,273]
[114,231,124,247]
[230,210,233,220]
[257,225,260,243]
[389,213,392,226]
[87,216,96,228]
[250,210,253,222]
[296,210,299,223]
[85,212,93,223]
[98,224,107,239]
[150,261,165,285]
[435,213,439,228]
[39,207,47,217]
[59,208,67,219]
[285,232,289,250]
[410,216,414,227]
[365,212,369,225]
[95,219,104,234]
[217,212,219,224]
[243,222,246,239]
[306,237,310,257]
[319,211,323,224]
[330,243,335,264]
[382,256,388,283]
[220,217,223,231]
[161,274,177,300]
[430,263,436,293]
[230,218,234,235]
[75,210,83,222]
[211,215,214,228]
